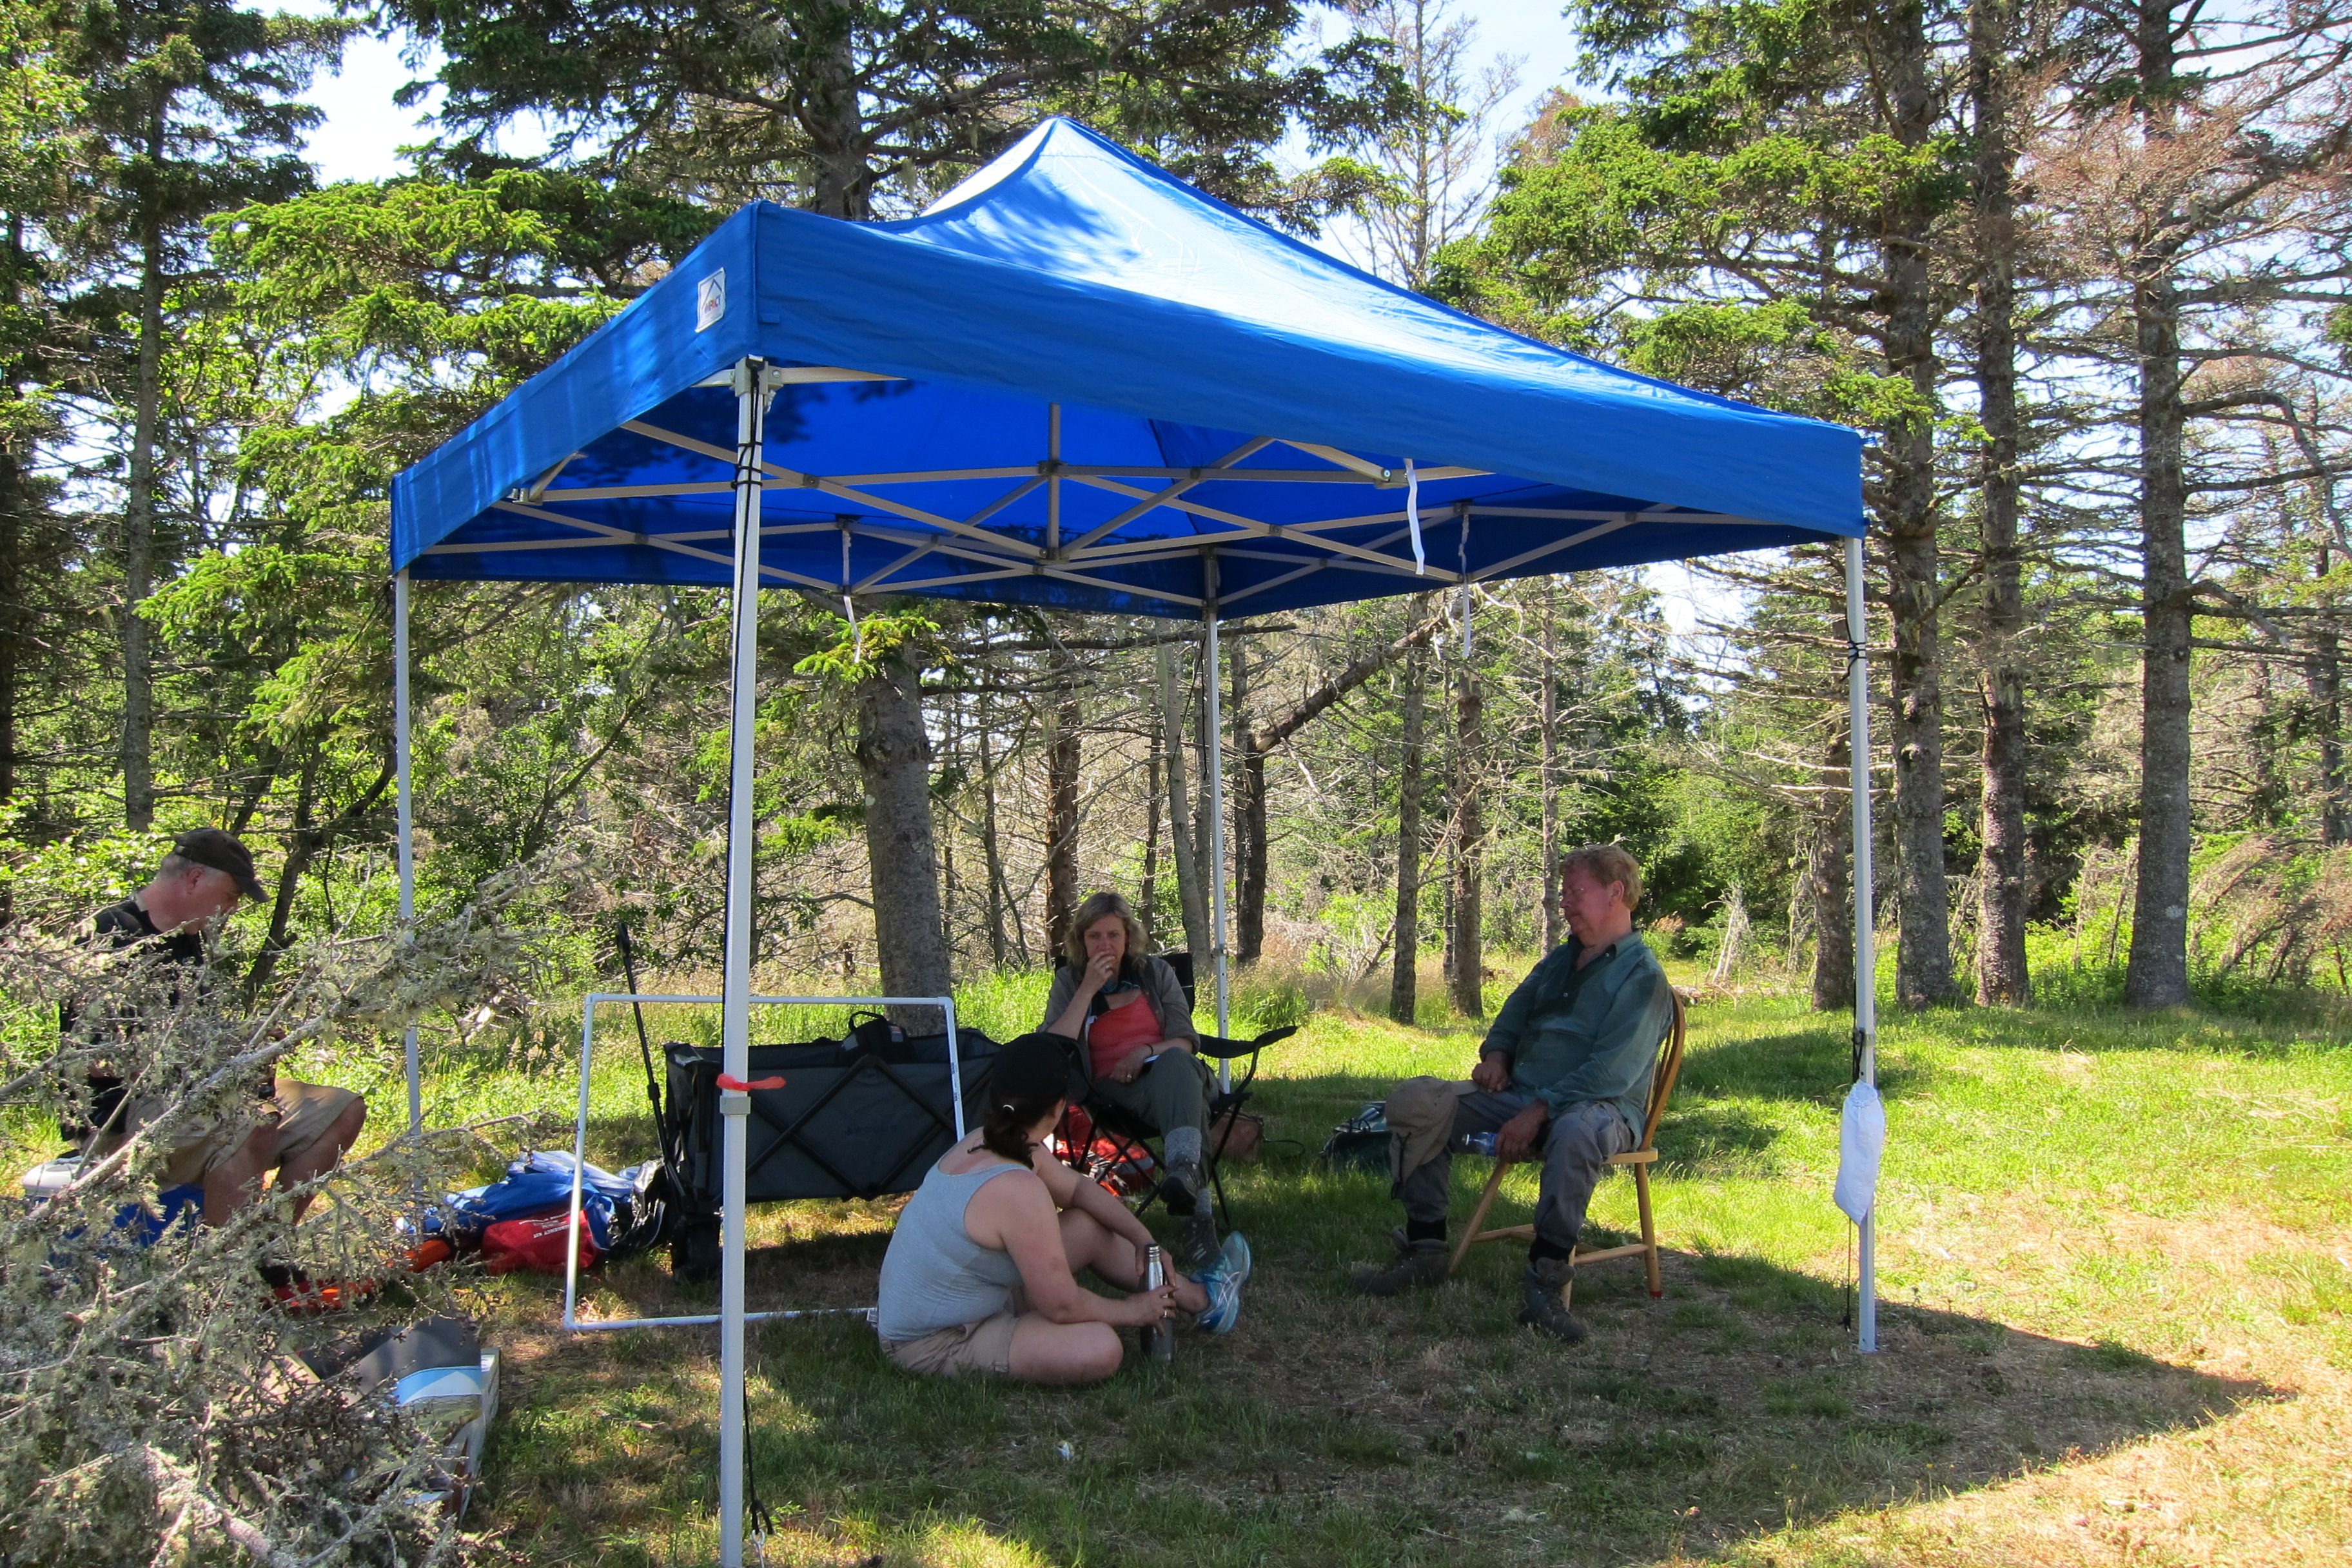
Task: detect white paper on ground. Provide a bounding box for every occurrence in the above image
[1834,1079,1886,1224]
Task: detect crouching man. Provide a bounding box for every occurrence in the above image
[74,829,367,1229]
[1353,843,1673,1342]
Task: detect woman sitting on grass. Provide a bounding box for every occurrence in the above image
[876,1033,1248,1382]
[1041,890,1222,1269]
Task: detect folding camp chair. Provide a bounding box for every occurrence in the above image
[1054,950,1295,1228]
[1448,988,1688,1300]
[1076,1028,1293,1228]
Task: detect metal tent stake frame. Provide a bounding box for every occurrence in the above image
[556,988,963,1335]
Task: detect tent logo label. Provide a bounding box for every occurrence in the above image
[696,271,725,333]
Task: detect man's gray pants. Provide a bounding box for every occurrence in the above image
[1391,1088,1631,1251]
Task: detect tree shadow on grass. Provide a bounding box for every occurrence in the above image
[1673,1013,1934,1108]
[475,1084,2277,1568]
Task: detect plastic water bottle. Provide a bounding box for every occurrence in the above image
[1139,1244,1174,1362]
[1453,1130,1500,1157]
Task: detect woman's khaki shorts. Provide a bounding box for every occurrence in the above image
[880,1286,1030,1378]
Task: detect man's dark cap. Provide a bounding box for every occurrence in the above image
[992,1032,1089,1108]
[172,828,266,901]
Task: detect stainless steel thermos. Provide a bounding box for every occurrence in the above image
[1140,1243,1173,1362]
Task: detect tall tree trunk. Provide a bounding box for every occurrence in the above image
[0,453,16,816]
[857,656,950,1028]
[938,694,960,962]
[244,756,394,997]
[1972,0,2031,1006]
[1449,665,1484,1017]
[1191,636,1215,947]
[1141,718,1162,941]
[0,214,24,830]
[1242,606,1439,973]
[1389,639,1426,1024]
[245,749,320,999]
[2249,660,2285,823]
[1810,719,1857,1012]
[2308,492,2349,844]
[2122,0,2193,1009]
[805,3,870,221]
[1244,605,1449,963]
[1232,629,1266,964]
[977,694,1013,968]
[1157,642,1210,963]
[121,164,168,832]
[810,50,955,1014]
[1540,578,1562,952]
[1043,668,1081,957]
[1879,0,1955,1008]
[2313,601,2349,845]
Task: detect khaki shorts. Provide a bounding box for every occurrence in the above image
[881,1286,1029,1378]
[93,1078,361,1190]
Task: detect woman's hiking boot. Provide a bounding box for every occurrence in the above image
[1167,1157,1219,1270]
[1517,1258,1586,1342]
[1351,1239,1449,1296]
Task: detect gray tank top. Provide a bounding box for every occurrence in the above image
[876,1157,1028,1343]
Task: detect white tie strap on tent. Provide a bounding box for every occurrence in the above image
[388,116,1877,1567]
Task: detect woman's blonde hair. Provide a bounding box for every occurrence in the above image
[1062,891,1149,972]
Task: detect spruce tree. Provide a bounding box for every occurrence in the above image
[50,0,349,830]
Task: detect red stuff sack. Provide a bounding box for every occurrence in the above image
[481,1211,598,1275]
[1054,1104,1095,1162]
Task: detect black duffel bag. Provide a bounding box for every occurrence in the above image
[663,1026,1000,1208]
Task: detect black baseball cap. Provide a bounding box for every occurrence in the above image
[172,828,266,902]
[994,1032,1090,1106]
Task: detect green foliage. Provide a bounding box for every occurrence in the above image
[793,606,946,684]
[0,807,174,925]
[378,0,1413,227]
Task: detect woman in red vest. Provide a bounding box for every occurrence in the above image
[1041,890,1228,1272]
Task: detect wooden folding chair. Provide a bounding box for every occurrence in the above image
[1448,988,1688,1299]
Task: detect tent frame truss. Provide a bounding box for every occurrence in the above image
[421,364,1781,611]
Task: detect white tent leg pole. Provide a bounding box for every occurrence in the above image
[1845,533,1878,1355]
[395,569,420,1135]
[718,357,768,1567]
[1202,587,1231,1084]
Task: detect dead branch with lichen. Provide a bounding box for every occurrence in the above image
[0,858,578,1565]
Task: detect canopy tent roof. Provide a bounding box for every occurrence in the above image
[389,117,1862,618]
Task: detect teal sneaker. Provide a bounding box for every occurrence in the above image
[1218,1231,1252,1290]
[1191,1231,1251,1334]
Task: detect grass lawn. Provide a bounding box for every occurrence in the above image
[418,971,2350,1565]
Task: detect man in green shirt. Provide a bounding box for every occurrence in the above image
[1353,844,1674,1342]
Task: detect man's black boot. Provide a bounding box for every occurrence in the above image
[1353,1239,1449,1296]
[1518,1257,1587,1342]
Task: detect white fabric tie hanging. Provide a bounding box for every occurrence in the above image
[1406,459,1424,574]
[1834,1079,1886,1223]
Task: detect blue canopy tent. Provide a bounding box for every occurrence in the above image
[389,117,1878,1565]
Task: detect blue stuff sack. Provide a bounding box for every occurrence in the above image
[420,1152,662,1257]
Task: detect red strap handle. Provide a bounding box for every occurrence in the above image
[716,1074,785,1092]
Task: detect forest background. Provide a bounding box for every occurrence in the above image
[3,0,2350,1046]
